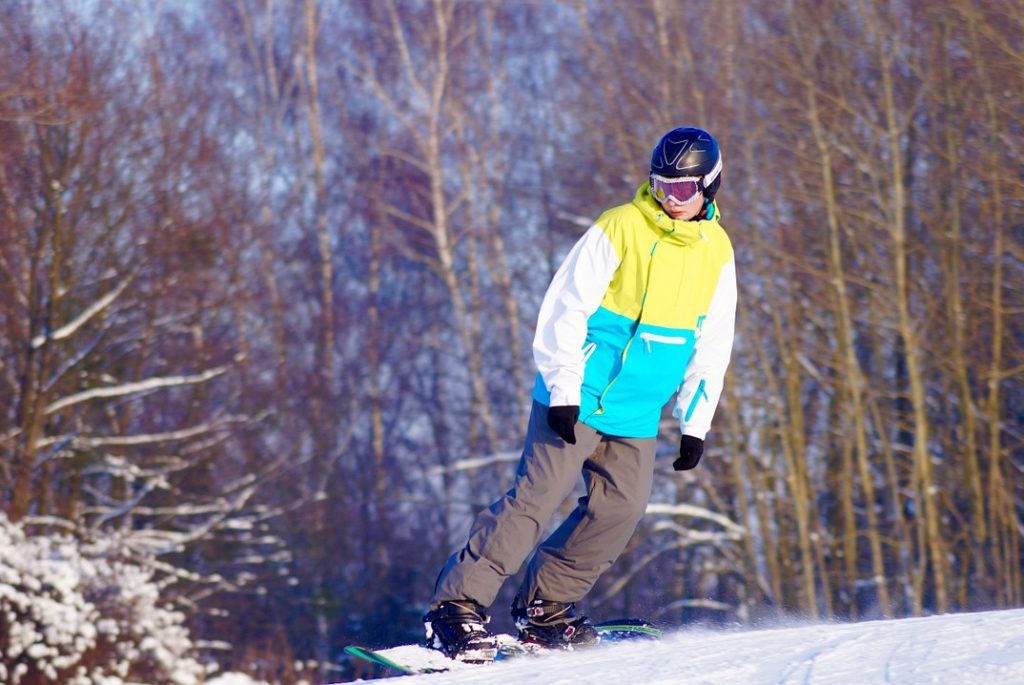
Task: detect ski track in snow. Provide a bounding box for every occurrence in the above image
[348,609,1024,685]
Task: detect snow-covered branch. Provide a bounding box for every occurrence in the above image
[649,519,745,543]
[30,274,133,349]
[43,364,230,414]
[653,597,733,617]
[645,502,747,536]
[44,413,249,448]
[99,483,261,556]
[426,450,520,476]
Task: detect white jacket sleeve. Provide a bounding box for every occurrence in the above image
[673,258,737,439]
[533,225,621,407]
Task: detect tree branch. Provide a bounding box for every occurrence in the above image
[43,364,231,415]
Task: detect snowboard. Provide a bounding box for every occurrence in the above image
[343,619,660,677]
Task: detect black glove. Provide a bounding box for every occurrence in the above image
[673,435,705,471]
[547,405,580,445]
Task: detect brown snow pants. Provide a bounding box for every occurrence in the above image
[432,401,656,609]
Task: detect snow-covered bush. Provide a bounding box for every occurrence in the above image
[0,513,205,685]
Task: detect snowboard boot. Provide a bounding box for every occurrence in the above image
[512,598,601,650]
[423,599,498,663]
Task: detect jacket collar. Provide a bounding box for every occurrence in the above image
[631,183,719,246]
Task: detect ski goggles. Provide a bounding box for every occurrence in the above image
[651,174,703,206]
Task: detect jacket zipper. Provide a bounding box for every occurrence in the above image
[595,237,672,414]
[638,332,688,352]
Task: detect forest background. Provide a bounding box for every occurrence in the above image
[1,0,1022,683]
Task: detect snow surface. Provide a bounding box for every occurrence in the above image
[348,609,1024,685]
[205,674,272,685]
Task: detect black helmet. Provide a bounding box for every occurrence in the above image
[650,127,722,199]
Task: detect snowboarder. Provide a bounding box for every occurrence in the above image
[424,127,737,662]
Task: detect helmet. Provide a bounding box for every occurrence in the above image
[650,127,722,200]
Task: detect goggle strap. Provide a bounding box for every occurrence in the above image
[703,156,722,187]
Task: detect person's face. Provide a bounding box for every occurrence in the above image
[660,191,705,221]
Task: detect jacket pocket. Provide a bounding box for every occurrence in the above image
[627,331,692,401]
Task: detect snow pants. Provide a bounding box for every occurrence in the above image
[432,401,656,609]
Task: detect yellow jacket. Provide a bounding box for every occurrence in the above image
[532,183,736,439]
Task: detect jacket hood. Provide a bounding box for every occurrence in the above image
[631,183,720,246]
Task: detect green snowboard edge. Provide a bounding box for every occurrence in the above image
[343,645,444,675]
[595,621,662,638]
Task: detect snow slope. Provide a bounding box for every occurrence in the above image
[354,609,1024,685]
